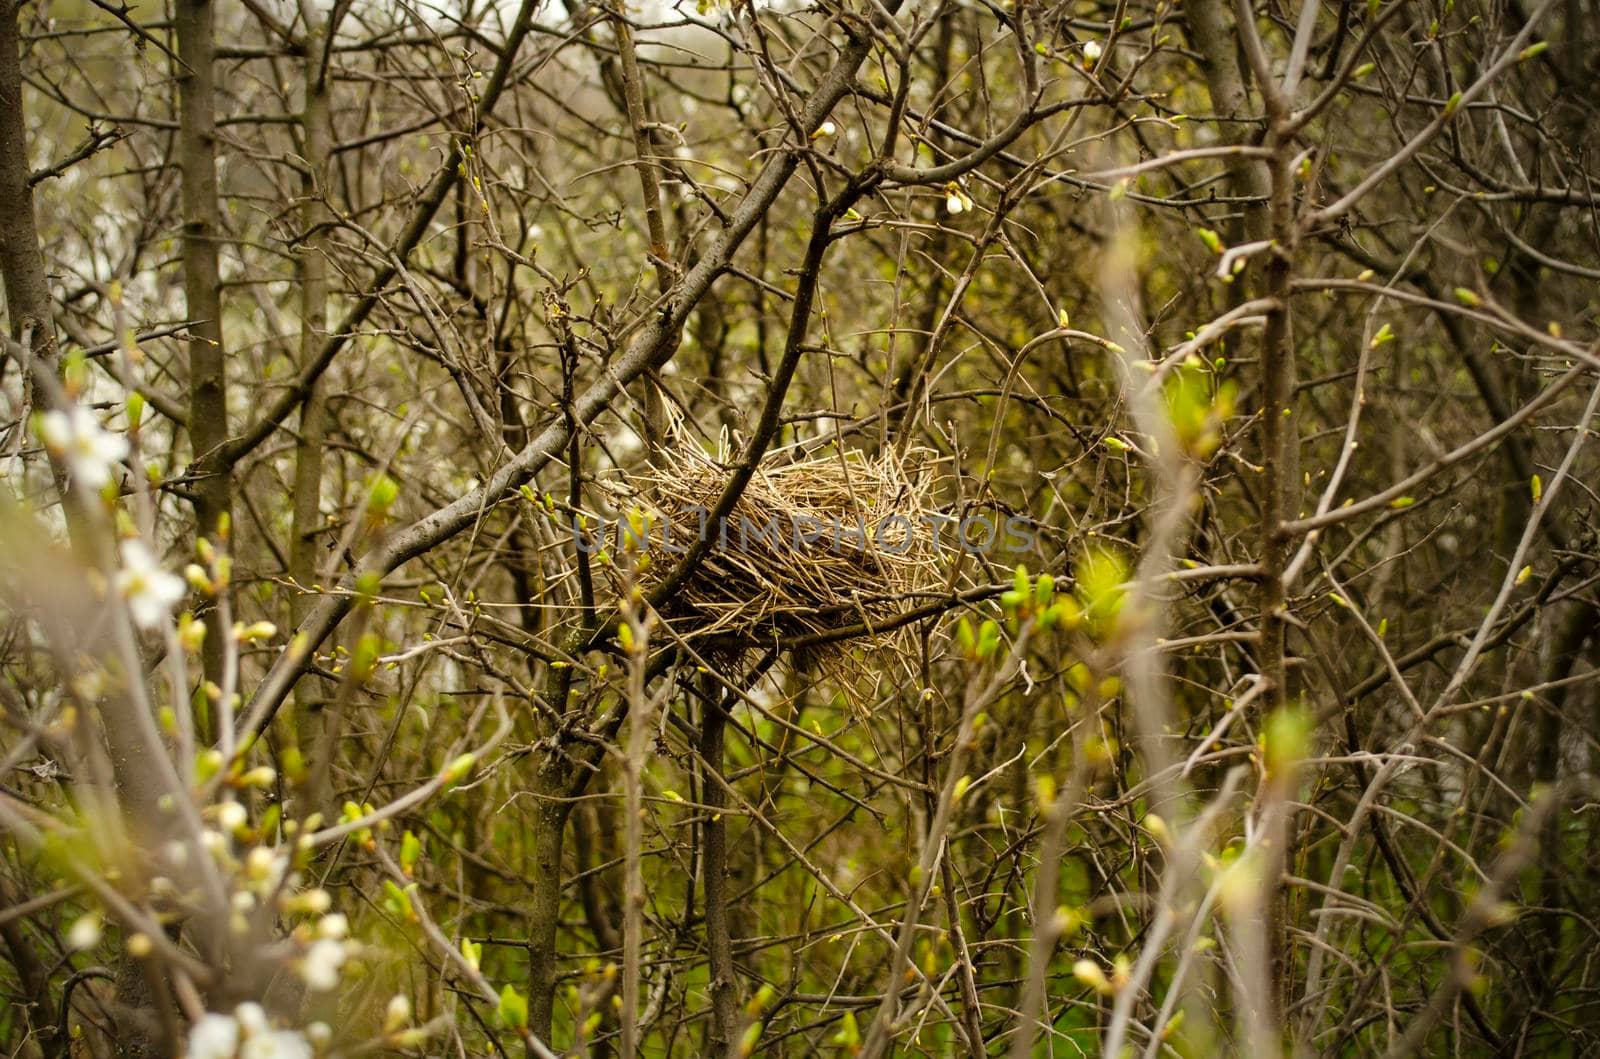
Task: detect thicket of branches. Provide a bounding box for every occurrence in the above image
[1,0,1598,1054]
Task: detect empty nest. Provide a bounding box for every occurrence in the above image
[603,432,947,652]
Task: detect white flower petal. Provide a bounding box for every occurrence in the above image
[384,994,412,1032]
[67,914,102,951]
[117,541,185,629]
[216,801,248,832]
[38,410,70,449]
[187,1013,241,1059]
[240,1030,312,1059]
[89,425,130,464]
[299,938,347,992]
[66,452,113,489]
[41,407,129,489]
[233,1003,269,1036]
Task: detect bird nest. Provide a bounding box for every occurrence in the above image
[600,432,947,659]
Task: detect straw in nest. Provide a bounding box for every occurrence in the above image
[608,433,947,661]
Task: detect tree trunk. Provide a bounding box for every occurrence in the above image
[699,693,738,1055]
[527,760,568,1045]
[291,0,335,818]
[174,0,232,700]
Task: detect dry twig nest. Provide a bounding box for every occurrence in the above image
[599,431,949,663]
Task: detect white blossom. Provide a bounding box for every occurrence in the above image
[215,801,248,832]
[67,913,102,951]
[816,120,837,137]
[188,1004,313,1059]
[38,406,128,489]
[299,937,347,992]
[316,912,348,939]
[1082,39,1104,62]
[186,1013,240,1059]
[234,1003,269,1037]
[384,994,412,1033]
[245,847,277,877]
[945,192,966,215]
[244,847,288,893]
[292,888,331,915]
[239,1031,312,1059]
[116,540,185,629]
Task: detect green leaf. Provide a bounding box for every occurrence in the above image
[1033,573,1055,608]
[831,1012,860,1047]
[1047,598,1082,632]
[956,617,976,658]
[400,831,422,876]
[441,753,476,787]
[382,879,415,921]
[366,473,401,515]
[976,619,1001,659]
[1164,365,1233,459]
[1263,706,1313,779]
[498,984,529,1029]
[1075,544,1131,638]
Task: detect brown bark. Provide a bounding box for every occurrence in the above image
[0,2,51,371]
[611,10,670,456]
[0,878,59,1059]
[174,0,232,697]
[526,760,568,1045]
[0,17,175,1054]
[1183,0,1271,244]
[699,693,738,1055]
[291,0,335,818]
